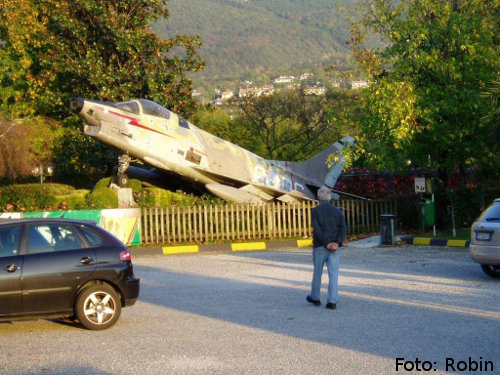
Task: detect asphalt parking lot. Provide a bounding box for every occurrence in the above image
[0,244,499,375]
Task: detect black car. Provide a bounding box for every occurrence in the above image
[0,218,140,330]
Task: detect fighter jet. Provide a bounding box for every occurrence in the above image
[70,97,358,203]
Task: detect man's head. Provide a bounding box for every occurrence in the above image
[317,188,331,202]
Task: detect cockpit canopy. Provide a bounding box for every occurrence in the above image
[114,99,171,120]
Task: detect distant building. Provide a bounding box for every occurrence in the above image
[351,80,369,89]
[221,91,234,101]
[300,73,313,80]
[274,76,295,84]
[261,84,275,95]
[304,86,326,95]
[239,87,263,97]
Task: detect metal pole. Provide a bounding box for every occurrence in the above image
[432,193,436,236]
[451,201,457,237]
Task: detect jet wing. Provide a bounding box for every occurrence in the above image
[205,184,264,204]
[194,166,318,203]
[193,166,249,188]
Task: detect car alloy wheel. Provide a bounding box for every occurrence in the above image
[76,284,122,330]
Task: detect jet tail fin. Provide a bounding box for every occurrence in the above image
[288,136,355,190]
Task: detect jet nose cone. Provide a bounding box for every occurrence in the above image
[70,97,84,114]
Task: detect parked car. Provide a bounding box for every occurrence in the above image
[0,218,140,329]
[470,199,500,278]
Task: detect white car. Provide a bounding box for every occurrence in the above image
[470,198,500,278]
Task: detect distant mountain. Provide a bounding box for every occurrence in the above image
[154,0,358,88]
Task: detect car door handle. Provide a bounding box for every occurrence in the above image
[4,264,19,273]
[80,256,94,265]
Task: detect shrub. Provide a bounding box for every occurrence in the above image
[43,183,76,195]
[94,177,112,190]
[95,176,142,193]
[447,188,500,228]
[88,187,118,209]
[0,183,75,212]
[128,179,143,194]
[135,188,174,208]
[55,189,90,210]
[134,188,225,208]
[393,194,420,231]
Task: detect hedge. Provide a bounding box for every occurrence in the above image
[88,187,119,209]
[0,183,64,212]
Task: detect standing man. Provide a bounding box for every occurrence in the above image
[306,187,347,310]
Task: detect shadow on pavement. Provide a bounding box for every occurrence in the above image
[133,246,499,372]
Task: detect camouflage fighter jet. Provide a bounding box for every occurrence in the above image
[70,97,357,203]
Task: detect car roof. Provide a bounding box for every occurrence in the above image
[0,218,97,226]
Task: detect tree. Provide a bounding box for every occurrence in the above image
[234,89,348,161]
[191,107,244,144]
[0,0,205,186]
[0,0,204,118]
[0,116,62,183]
[348,0,500,188]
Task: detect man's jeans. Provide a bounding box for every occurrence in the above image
[310,246,341,304]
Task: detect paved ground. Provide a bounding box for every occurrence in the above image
[0,244,499,375]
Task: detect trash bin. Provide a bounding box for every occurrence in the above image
[380,214,397,246]
[420,198,435,226]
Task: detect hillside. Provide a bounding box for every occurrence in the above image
[154,0,358,89]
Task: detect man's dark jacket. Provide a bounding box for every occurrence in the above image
[311,201,347,248]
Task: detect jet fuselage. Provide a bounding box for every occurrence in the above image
[70,97,354,203]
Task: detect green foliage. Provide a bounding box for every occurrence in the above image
[55,189,90,210]
[45,184,76,196]
[0,183,93,212]
[135,188,225,208]
[0,183,67,212]
[447,188,500,229]
[191,108,237,143]
[128,179,143,194]
[0,116,63,182]
[95,176,141,193]
[0,0,204,118]
[94,177,112,190]
[53,116,116,188]
[88,187,118,209]
[156,0,357,85]
[348,0,500,187]
[232,89,345,161]
[393,195,420,231]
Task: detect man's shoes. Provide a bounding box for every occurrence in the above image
[306,296,321,306]
[326,303,337,310]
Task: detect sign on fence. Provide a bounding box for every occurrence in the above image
[414,177,426,193]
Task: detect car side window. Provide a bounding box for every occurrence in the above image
[0,226,20,257]
[79,227,103,246]
[28,224,83,254]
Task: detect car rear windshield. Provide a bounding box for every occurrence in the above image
[479,202,500,222]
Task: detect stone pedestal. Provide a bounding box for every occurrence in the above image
[117,188,138,208]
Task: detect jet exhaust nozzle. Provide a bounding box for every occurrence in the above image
[70,97,84,114]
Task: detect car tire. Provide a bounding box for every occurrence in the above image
[75,284,122,330]
[480,265,500,278]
